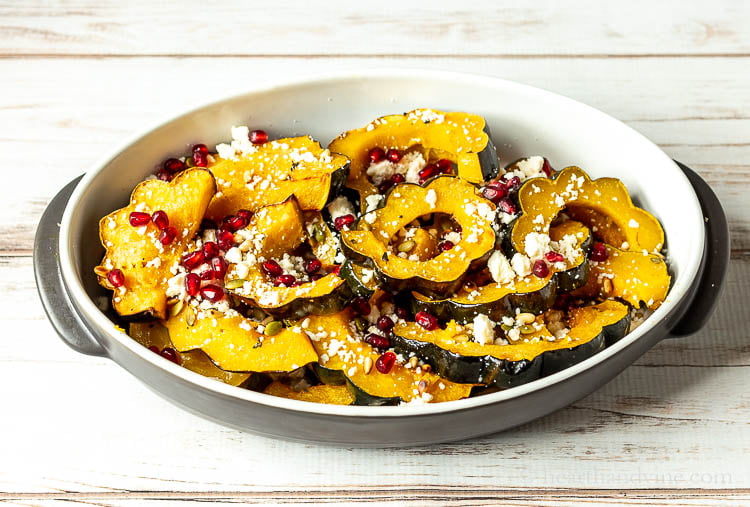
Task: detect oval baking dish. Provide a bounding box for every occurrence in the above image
[33,70,729,446]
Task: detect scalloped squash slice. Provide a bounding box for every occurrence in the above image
[206,136,350,219]
[96,168,216,320]
[163,309,318,373]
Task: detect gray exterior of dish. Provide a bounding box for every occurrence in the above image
[33,164,729,447]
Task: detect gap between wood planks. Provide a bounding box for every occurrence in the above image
[1,488,750,502]
[2,53,750,59]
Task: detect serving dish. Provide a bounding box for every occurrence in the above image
[33,70,729,446]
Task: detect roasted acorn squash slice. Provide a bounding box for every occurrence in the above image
[263,381,355,405]
[341,176,496,296]
[163,308,317,373]
[391,300,630,387]
[572,243,670,309]
[511,166,665,254]
[225,198,351,318]
[129,321,251,386]
[207,136,349,219]
[301,310,473,405]
[410,220,591,323]
[328,109,499,211]
[96,168,216,320]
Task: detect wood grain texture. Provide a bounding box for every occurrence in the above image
[3,0,750,503]
[1,0,749,57]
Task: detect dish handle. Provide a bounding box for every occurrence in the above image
[667,162,731,337]
[33,175,107,357]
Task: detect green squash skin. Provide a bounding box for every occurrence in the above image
[391,305,630,388]
[325,161,351,205]
[232,281,353,320]
[339,260,379,298]
[477,125,500,182]
[340,176,498,298]
[312,364,400,406]
[407,231,591,324]
[540,309,631,375]
[389,333,542,389]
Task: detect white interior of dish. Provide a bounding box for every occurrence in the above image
[58,70,705,417]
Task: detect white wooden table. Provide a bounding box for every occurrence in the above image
[2,2,749,505]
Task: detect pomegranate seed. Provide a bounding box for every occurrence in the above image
[181,250,205,271]
[415,311,439,331]
[391,173,405,184]
[156,169,172,182]
[310,273,324,281]
[365,333,391,349]
[202,241,220,260]
[200,218,217,230]
[417,164,438,183]
[185,273,201,296]
[192,144,209,167]
[376,316,394,333]
[436,158,453,174]
[533,259,550,278]
[249,129,268,145]
[305,259,322,274]
[498,198,517,215]
[200,284,224,302]
[545,251,565,263]
[274,274,296,287]
[332,265,341,275]
[261,260,284,277]
[217,230,235,250]
[386,149,402,163]
[395,306,411,320]
[502,175,522,193]
[107,268,125,288]
[350,296,371,316]
[237,209,253,221]
[152,210,169,230]
[164,158,185,174]
[439,240,454,251]
[590,242,609,262]
[159,226,177,245]
[129,211,151,227]
[199,268,214,280]
[368,147,386,163]
[378,181,394,194]
[542,158,553,177]
[160,347,181,365]
[225,215,248,232]
[211,256,228,279]
[375,351,397,374]
[148,345,160,354]
[481,185,506,203]
[334,214,356,231]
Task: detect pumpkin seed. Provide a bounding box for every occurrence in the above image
[515,313,536,325]
[353,317,369,332]
[398,240,415,253]
[185,156,195,168]
[363,356,374,374]
[225,278,246,289]
[312,224,325,243]
[264,320,283,336]
[169,299,185,318]
[500,323,513,332]
[650,256,662,264]
[185,306,196,327]
[603,278,614,295]
[520,324,535,335]
[93,266,109,277]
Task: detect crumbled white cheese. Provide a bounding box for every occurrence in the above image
[327,196,355,219]
[425,189,437,209]
[472,314,495,345]
[487,250,515,284]
[511,253,532,277]
[524,232,551,260]
[628,218,640,228]
[365,194,382,212]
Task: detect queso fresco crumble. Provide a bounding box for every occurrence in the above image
[95,108,671,406]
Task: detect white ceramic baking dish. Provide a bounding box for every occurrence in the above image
[34,70,729,446]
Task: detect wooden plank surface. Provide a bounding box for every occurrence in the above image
[2,0,750,504]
